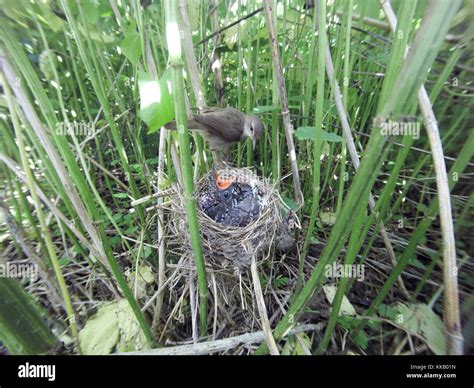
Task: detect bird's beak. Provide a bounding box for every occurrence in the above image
[253,137,257,151]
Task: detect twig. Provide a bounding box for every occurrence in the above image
[130,188,174,207]
[118,324,321,355]
[196,7,264,46]
[250,255,279,355]
[142,256,187,312]
[84,153,131,193]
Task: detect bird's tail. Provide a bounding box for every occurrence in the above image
[163,120,177,130]
[164,118,200,130]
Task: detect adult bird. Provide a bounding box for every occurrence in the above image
[164,107,264,151]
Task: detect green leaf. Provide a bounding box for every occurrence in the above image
[282,336,295,355]
[82,0,100,25]
[112,193,128,199]
[282,196,299,210]
[120,22,142,65]
[395,303,447,355]
[252,105,278,114]
[1,0,30,22]
[321,141,331,156]
[127,265,154,299]
[293,333,312,355]
[323,285,357,317]
[143,246,153,259]
[321,131,343,143]
[58,257,71,267]
[353,330,369,350]
[320,211,336,225]
[337,317,369,350]
[110,236,121,248]
[138,69,175,133]
[295,127,342,142]
[124,213,136,223]
[294,126,315,140]
[112,212,123,222]
[273,276,289,288]
[417,203,428,214]
[79,299,150,355]
[288,95,305,102]
[378,304,399,320]
[79,302,121,354]
[125,226,138,234]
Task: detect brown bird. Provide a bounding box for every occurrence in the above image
[164,107,264,151]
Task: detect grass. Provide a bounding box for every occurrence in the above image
[0,0,472,355]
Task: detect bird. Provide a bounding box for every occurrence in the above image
[164,107,264,151]
[198,170,262,227]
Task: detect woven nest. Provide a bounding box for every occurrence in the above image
[167,165,293,271]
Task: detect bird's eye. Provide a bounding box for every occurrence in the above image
[250,126,254,132]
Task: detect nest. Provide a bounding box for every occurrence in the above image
[167,165,292,270]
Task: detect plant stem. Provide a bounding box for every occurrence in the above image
[164,0,208,336]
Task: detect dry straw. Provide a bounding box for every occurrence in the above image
[167,165,292,272]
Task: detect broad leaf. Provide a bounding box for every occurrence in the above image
[395,303,446,355]
[79,299,150,354]
[138,69,175,133]
[120,22,142,65]
[323,285,357,317]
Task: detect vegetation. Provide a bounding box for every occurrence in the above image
[0,0,472,355]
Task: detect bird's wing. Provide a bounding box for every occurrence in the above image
[164,118,202,130]
[192,108,243,142]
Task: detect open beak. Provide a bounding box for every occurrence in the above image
[215,173,236,190]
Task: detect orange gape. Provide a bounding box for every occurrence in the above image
[215,173,236,190]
